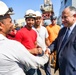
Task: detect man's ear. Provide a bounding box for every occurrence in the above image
[73,14,76,17]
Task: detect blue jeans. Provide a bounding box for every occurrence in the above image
[44,60,51,75]
[26,68,41,75]
[38,52,51,75]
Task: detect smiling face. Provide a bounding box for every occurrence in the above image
[62,7,76,27]
[35,17,42,26]
[26,17,35,29]
[0,14,13,36]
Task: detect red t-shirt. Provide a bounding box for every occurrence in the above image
[15,27,37,49]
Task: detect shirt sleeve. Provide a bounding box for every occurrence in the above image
[45,28,49,38]
[11,40,49,70]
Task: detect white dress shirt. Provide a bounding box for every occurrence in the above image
[69,22,76,36]
[0,34,49,75]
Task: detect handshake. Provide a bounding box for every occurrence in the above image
[37,46,51,56]
[44,48,51,56]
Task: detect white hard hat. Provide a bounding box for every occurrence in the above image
[35,11,41,17]
[0,1,14,16]
[24,9,36,18]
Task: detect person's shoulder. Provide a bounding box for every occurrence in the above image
[46,24,50,28]
[61,27,67,30]
[8,39,25,47]
[32,28,36,32]
[7,39,27,51]
[31,28,37,35]
[59,27,67,34]
[41,26,46,29]
[18,27,26,31]
[16,27,26,34]
[8,39,21,44]
[56,24,60,27]
[40,26,48,33]
[55,24,61,29]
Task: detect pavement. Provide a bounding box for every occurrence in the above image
[40,67,59,75]
[51,68,59,75]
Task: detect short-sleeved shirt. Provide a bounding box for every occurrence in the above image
[15,27,37,49]
[46,24,61,44]
[33,25,49,51]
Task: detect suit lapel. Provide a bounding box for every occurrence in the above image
[59,25,76,52]
[58,27,67,52]
[64,25,76,46]
[58,35,64,51]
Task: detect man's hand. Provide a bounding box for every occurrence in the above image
[37,47,43,54]
[29,47,43,55]
[45,48,50,55]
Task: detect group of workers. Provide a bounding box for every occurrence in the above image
[0,1,76,75]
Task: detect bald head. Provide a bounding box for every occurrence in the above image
[63,6,76,15]
[62,6,76,27]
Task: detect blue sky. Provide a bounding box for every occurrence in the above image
[1,0,61,20]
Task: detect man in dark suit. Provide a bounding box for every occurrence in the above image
[49,6,76,75]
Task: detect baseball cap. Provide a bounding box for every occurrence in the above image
[35,11,41,17]
[0,1,14,16]
[24,9,36,18]
[50,15,57,20]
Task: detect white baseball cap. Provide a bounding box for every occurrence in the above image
[24,9,36,18]
[35,11,41,17]
[0,1,14,16]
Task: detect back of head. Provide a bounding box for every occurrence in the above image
[0,1,14,16]
[24,9,36,19]
[35,11,42,17]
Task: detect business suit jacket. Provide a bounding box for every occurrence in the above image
[49,25,76,75]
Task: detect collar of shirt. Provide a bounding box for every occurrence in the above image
[0,34,7,41]
[68,22,76,36]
